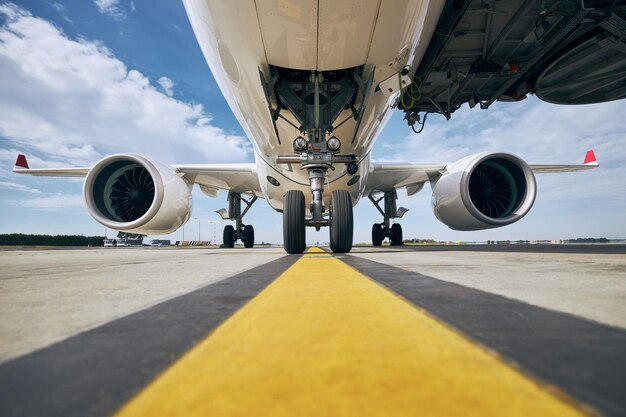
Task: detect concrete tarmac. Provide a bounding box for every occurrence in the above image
[350,245,626,329]
[0,247,285,362]
[1,245,625,362]
[1,244,625,417]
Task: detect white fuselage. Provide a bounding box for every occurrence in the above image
[183,0,444,211]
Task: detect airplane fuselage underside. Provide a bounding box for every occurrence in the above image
[183,0,445,212]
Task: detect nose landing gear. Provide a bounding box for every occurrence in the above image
[281,170,355,254]
[267,67,370,254]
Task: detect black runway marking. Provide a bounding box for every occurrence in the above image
[342,255,626,417]
[350,243,626,255]
[0,255,298,417]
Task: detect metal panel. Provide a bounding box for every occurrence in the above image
[317,0,381,70]
[255,0,318,69]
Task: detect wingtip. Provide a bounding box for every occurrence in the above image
[14,154,29,169]
[583,150,598,166]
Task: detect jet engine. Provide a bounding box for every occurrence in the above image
[83,154,192,234]
[431,152,536,231]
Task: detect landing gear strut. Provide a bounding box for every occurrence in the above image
[369,190,408,246]
[217,192,257,248]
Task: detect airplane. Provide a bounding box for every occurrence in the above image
[13,0,624,254]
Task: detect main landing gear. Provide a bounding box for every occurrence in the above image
[216,192,257,248]
[369,190,408,246]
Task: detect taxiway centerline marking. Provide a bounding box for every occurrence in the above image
[114,247,587,417]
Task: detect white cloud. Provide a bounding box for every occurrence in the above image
[15,193,83,210]
[384,98,625,165]
[0,4,250,167]
[0,181,41,194]
[157,76,174,97]
[376,97,626,206]
[93,0,124,20]
[0,3,20,20]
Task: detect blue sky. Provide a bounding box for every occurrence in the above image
[1,0,625,244]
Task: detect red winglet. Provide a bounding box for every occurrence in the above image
[15,154,29,169]
[583,150,597,166]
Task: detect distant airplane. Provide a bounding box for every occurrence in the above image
[16,0,624,254]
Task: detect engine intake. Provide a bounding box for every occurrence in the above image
[84,154,192,234]
[92,161,156,223]
[432,152,536,231]
[468,158,526,219]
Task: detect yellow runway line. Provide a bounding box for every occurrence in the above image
[114,248,587,417]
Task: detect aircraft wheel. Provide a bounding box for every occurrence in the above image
[283,190,306,254]
[371,223,384,247]
[330,190,353,253]
[223,225,235,248]
[390,223,403,246]
[242,225,254,248]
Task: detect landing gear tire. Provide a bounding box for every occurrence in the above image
[330,190,353,254]
[223,225,235,248]
[242,224,254,248]
[284,190,306,254]
[390,223,403,246]
[371,223,384,247]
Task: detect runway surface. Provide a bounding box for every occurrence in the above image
[0,245,625,416]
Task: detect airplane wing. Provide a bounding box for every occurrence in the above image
[365,150,598,195]
[364,163,445,195]
[12,154,262,197]
[529,150,599,173]
[171,164,261,197]
[11,154,90,176]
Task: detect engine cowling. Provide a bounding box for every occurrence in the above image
[431,152,536,231]
[83,154,192,234]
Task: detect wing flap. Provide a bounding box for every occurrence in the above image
[174,164,262,196]
[364,163,445,194]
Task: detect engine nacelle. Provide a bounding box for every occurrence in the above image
[431,152,536,231]
[83,154,192,234]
